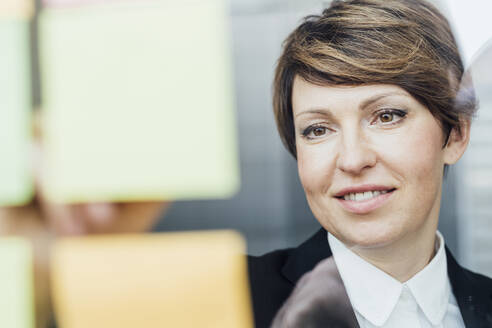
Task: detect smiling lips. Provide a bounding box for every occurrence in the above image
[334,185,396,214]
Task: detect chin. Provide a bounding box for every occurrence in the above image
[324,218,406,249]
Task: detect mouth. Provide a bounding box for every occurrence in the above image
[336,189,396,201]
[334,186,396,214]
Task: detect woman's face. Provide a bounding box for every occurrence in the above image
[292,78,465,249]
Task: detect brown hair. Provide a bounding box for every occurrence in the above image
[273,0,477,158]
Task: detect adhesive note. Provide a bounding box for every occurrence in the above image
[0,18,33,206]
[39,0,239,203]
[51,230,253,328]
[0,238,35,328]
[0,0,34,19]
[42,0,137,9]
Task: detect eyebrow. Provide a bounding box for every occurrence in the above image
[294,108,336,120]
[358,92,408,110]
[294,91,408,119]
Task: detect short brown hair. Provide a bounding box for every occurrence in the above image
[273,0,477,158]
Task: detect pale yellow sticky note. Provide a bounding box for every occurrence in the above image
[0,0,34,19]
[0,19,33,206]
[51,231,253,328]
[0,238,35,328]
[39,0,239,203]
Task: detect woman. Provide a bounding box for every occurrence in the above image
[248,0,492,327]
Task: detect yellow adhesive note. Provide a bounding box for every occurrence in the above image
[0,19,33,206]
[0,0,34,19]
[51,231,253,328]
[0,238,35,328]
[39,0,239,203]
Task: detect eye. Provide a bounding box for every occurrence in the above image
[373,109,407,125]
[380,112,394,123]
[312,126,327,136]
[301,124,332,140]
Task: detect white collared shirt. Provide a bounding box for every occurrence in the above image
[328,231,465,328]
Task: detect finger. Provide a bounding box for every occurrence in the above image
[85,203,116,224]
[43,202,87,236]
[102,201,170,233]
[77,201,171,234]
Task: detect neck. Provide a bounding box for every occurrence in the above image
[351,218,438,282]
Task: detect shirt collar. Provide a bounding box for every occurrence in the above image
[328,231,450,326]
[405,231,450,325]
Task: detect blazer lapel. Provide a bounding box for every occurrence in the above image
[281,228,332,284]
[446,247,492,327]
[279,228,360,328]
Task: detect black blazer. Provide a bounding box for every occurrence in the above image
[248,228,492,328]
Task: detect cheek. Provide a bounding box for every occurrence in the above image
[413,123,445,176]
[375,118,445,209]
[297,142,336,195]
[410,125,445,202]
[376,116,444,173]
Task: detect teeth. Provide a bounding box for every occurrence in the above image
[343,190,388,201]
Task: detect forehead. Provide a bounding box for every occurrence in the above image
[292,76,414,116]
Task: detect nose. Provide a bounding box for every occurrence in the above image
[336,128,377,175]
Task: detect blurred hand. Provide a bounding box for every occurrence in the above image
[0,114,171,327]
[0,199,170,328]
[37,198,169,237]
[271,257,359,328]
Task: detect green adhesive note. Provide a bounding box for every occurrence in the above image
[0,238,35,328]
[39,0,239,203]
[0,19,33,206]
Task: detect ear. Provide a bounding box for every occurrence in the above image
[443,119,471,165]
